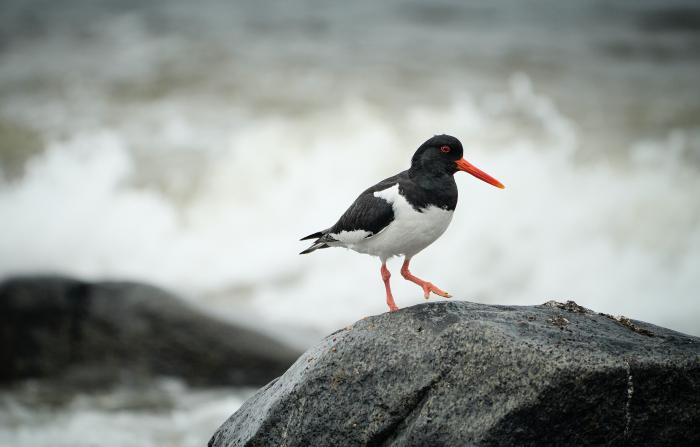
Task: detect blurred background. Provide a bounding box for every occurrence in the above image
[1,0,699,445]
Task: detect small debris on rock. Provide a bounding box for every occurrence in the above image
[547,315,570,329]
[600,313,655,337]
[543,300,591,314]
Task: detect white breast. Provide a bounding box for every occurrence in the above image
[342,184,454,261]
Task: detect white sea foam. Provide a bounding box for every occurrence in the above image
[1,88,698,338]
[0,381,252,447]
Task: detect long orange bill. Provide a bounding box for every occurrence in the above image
[455,158,505,189]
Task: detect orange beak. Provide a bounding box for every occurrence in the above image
[455,158,505,189]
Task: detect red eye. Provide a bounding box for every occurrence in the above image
[440,145,451,153]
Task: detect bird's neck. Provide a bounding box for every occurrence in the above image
[402,168,458,211]
[408,167,455,190]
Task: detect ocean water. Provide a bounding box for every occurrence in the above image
[0,380,253,447]
[0,0,699,444]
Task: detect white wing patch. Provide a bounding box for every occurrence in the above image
[330,229,373,244]
[373,184,400,205]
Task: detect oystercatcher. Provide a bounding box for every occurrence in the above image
[300,135,504,312]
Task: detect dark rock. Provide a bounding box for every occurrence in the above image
[209,300,700,447]
[638,7,700,34]
[0,276,300,388]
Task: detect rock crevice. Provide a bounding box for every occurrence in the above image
[366,375,440,447]
[624,360,634,438]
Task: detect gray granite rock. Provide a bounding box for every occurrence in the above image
[210,300,700,447]
[0,276,300,387]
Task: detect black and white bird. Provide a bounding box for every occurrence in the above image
[300,134,504,312]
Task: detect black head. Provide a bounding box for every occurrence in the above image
[410,134,505,188]
[410,134,464,176]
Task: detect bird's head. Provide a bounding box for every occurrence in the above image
[411,134,505,189]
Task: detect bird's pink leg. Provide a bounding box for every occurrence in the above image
[401,258,452,300]
[381,263,399,312]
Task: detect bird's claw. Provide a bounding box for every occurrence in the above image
[422,282,451,300]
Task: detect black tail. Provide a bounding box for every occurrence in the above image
[299,242,330,255]
[300,231,324,241]
[299,230,333,255]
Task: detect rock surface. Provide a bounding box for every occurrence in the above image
[0,276,300,387]
[210,301,700,447]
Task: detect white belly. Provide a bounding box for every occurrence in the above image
[336,184,454,261]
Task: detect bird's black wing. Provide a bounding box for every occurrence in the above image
[299,173,402,254]
[329,173,399,236]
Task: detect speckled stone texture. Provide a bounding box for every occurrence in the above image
[0,276,300,387]
[209,301,700,447]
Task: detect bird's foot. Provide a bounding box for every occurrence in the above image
[400,261,452,301]
[388,304,399,312]
[421,282,452,300]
